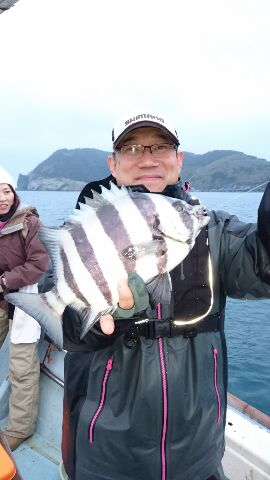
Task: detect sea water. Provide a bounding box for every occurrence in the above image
[19,189,270,416]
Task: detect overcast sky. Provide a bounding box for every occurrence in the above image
[0,0,269,182]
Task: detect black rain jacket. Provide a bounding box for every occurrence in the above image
[61,178,270,480]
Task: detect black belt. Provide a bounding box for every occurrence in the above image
[114,311,223,341]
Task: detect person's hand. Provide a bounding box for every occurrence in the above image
[99,273,150,335]
[99,278,134,334]
[0,276,5,298]
[0,275,7,293]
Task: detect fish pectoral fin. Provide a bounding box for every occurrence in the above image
[146,273,172,306]
[69,303,90,320]
[121,239,163,261]
[4,292,64,349]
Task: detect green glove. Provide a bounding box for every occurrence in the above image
[114,272,149,319]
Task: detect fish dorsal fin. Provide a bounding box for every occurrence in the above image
[100,182,128,201]
[82,182,129,210]
[64,183,128,216]
[81,189,112,210]
[66,203,101,224]
[79,201,97,212]
[92,189,113,207]
[69,183,128,219]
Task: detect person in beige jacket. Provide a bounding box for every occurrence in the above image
[0,166,49,451]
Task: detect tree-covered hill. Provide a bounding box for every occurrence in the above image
[17,148,270,191]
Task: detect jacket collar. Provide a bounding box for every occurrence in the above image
[0,205,37,235]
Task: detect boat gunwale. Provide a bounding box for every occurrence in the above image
[227,392,270,430]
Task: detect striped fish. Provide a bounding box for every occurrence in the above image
[5,183,209,348]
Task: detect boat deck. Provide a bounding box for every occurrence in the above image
[11,433,60,479]
[0,337,63,479]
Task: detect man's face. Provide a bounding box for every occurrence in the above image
[107,127,184,192]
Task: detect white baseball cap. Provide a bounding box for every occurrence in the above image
[0,166,16,189]
[112,110,180,148]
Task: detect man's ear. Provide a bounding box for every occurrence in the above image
[177,151,184,171]
[107,155,116,177]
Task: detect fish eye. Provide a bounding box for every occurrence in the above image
[173,201,186,212]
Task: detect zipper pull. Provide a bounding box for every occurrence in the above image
[106,359,113,371]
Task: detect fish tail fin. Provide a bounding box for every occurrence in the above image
[38,226,61,283]
[5,291,64,349]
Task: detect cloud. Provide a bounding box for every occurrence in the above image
[0,0,269,179]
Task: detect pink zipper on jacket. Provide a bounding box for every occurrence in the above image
[157,303,168,480]
[213,348,221,423]
[89,358,113,444]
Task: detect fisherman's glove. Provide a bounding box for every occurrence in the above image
[257,182,270,283]
[114,272,149,319]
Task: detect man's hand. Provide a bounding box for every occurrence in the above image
[100,278,134,335]
[99,273,150,335]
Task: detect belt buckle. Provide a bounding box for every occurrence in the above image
[146,320,172,339]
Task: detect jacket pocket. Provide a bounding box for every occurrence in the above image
[212,347,221,423]
[88,358,113,444]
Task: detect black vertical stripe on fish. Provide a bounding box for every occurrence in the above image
[68,223,113,305]
[96,203,136,273]
[168,199,194,238]
[129,192,168,274]
[60,248,89,306]
[44,289,66,314]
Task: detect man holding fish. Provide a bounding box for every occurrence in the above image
[6,111,270,480]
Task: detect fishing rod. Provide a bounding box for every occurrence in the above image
[185,171,269,206]
[224,181,269,205]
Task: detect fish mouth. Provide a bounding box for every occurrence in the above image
[193,206,208,217]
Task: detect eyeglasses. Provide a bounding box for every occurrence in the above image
[115,143,178,158]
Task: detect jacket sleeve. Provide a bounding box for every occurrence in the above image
[216,185,270,299]
[257,182,270,283]
[4,215,49,290]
